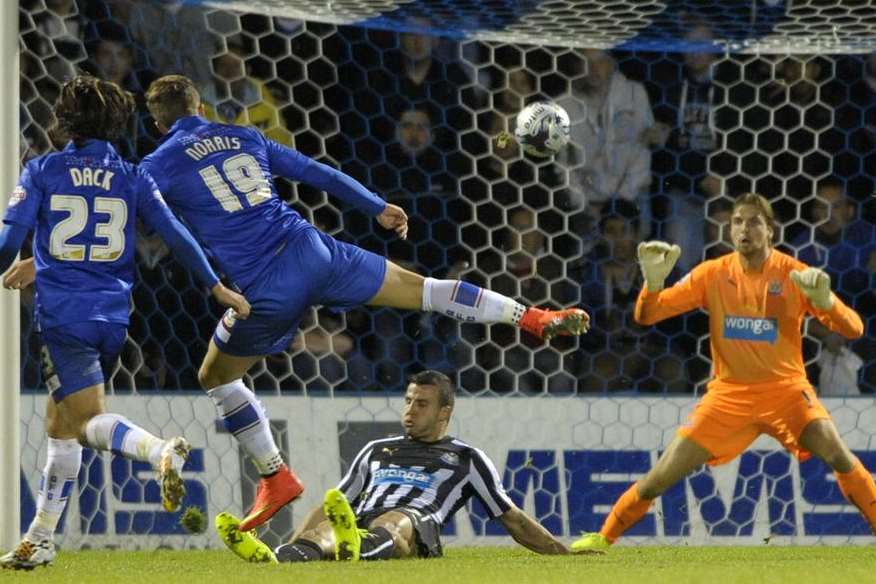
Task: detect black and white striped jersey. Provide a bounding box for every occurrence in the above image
[337,435,513,524]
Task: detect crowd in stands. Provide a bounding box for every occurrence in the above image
[18,1,876,395]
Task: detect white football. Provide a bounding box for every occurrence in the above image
[514,101,571,157]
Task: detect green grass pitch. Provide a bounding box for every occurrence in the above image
[2,546,874,583]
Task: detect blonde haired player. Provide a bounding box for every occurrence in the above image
[572,192,875,552]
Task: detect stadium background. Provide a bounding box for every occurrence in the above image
[12,0,876,551]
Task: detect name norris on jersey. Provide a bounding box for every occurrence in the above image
[69,167,114,190]
[184,136,241,161]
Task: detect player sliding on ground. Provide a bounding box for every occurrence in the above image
[216,370,568,562]
[572,192,875,553]
[137,75,590,532]
[0,76,251,570]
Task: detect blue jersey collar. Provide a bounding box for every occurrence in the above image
[164,115,211,140]
[62,139,118,156]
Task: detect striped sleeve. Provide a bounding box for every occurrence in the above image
[467,446,514,519]
[337,440,376,504]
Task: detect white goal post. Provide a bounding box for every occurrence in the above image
[0,0,20,552]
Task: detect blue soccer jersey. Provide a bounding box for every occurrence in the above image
[3,140,218,329]
[140,116,386,291]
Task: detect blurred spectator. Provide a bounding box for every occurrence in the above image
[397,108,433,158]
[393,19,473,110]
[504,207,552,305]
[134,341,169,390]
[860,52,876,148]
[95,0,218,89]
[792,179,876,296]
[202,35,293,145]
[655,23,726,272]
[703,197,735,260]
[577,201,688,393]
[816,339,863,397]
[791,180,875,393]
[83,21,155,157]
[265,309,356,391]
[391,105,456,193]
[90,35,138,90]
[556,49,656,240]
[757,55,829,196]
[26,0,87,84]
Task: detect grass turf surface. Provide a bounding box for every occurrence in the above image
[3,546,874,583]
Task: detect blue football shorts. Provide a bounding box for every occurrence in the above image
[40,321,126,402]
[213,227,386,357]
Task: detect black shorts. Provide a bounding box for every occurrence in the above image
[358,507,443,558]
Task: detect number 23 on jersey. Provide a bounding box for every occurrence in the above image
[49,195,127,262]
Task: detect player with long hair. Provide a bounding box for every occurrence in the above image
[0,75,250,569]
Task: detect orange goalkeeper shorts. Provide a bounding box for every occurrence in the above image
[677,378,831,466]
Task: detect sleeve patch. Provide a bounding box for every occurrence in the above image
[9,185,26,207]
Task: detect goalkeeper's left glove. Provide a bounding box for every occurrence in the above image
[790,267,833,310]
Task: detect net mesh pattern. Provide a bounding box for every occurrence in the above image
[14,0,876,549]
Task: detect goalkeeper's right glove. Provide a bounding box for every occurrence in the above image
[637,241,682,292]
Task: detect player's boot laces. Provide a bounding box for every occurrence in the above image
[239,464,304,532]
[570,532,611,554]
[215,512,278,563]
[0,539,55,570]
[159,436,191,512]
[520,307,589,341]
[323,488,361,561]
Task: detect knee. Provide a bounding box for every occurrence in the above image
[817,443,855,471]
[382,524,410,557]
[805,423,854,470]
[297,529,332,556]
[70,412,100,446]
[637,479,667,500]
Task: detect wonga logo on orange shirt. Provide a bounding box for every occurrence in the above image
[723,316,778,343]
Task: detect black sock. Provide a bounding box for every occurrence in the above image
[359,527,396,561]
[275,539,325,563]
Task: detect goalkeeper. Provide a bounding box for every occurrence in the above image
[573,192,876,552]
[217,370,568,562]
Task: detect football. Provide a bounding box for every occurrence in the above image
[513,101,571,157]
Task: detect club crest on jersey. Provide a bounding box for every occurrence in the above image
[9,185,26,207]
[723,316,778,343]
[768,280,783,295]
[440,452,459,466]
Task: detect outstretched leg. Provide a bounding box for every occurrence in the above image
[572,434,712,553]
[368,261,589,341]
[800,418,876,533]
[271,491,418,563]
[59,386,190,513]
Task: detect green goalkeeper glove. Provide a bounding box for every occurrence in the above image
[790,267,834,310]
[637,241,682,292]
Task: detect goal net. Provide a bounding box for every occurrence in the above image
[14,0,876,549]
